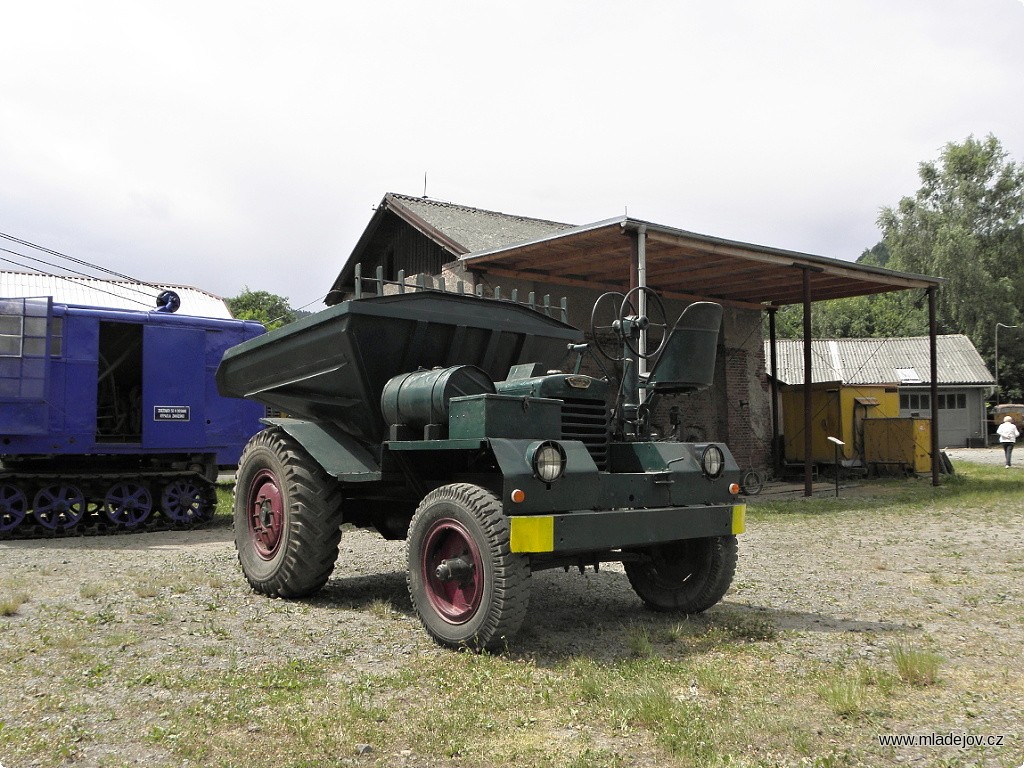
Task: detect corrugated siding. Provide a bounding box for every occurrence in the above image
[0,272,232,318]
[767,336,993,386]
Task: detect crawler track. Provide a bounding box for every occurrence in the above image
[0,471,219,541]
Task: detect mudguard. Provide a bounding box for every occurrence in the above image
[262,417,381,482]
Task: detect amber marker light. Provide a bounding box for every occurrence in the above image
[510,489,526,503]
[729,483,741,495]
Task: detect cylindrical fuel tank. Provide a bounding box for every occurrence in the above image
[381,365,495,429]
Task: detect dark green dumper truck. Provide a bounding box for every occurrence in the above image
[216,286,745,650]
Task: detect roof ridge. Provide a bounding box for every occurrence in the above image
[776,335,964,343]
[387,192,574,228]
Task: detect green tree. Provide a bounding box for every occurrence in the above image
[878,134,1024,400]
[772,289,926,340]
[226,287,296,330]
[776,136,1024,401]
[771,242,924,339]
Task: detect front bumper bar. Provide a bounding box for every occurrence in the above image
[509,503,745,554]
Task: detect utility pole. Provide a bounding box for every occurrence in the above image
[995,322,1019,405]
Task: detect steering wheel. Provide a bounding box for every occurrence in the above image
[589,291,627,361]
[618,286,668,360]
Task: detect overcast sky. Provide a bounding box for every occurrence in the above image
[2,0,1023,310]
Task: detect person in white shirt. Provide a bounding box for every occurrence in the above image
[996,415,1020,467]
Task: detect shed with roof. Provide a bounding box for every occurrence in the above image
[769,335,994,448]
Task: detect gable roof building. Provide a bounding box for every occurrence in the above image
[768,335,994,448]
[329,192,942,309]
[767,335,994,387]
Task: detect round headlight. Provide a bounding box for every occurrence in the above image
[701,445,725,479]
[530,441,567,483]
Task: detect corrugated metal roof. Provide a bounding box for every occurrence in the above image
[390,193,575,253]
[0,272,233,318]
[767,335,994,386]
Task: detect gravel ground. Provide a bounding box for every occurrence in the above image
[943,445,1019,467]
[1,451,1022,767]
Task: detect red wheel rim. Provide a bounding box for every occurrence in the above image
[420,517,484,624]
[247,469,284,559]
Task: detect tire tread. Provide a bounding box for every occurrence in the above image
[234,428,344,598]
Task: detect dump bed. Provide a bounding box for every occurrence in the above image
[216,291,582,446]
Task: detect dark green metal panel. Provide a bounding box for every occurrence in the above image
[488,438,600,512]
[264,417,381,482]
[551,504,736,552]
[385,438,487,452]
[496,373,611,402]
[449,394,561,440]
[606,441,740,506]
[217,292,582,447]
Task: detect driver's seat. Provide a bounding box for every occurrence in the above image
[644,302,723,394]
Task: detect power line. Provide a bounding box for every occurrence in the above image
[0,255,154,308]
[0,246,156,301]
[0,230,159,288]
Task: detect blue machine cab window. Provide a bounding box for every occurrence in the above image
[0,312,22,356]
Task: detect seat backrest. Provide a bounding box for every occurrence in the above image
[645,302,723,394]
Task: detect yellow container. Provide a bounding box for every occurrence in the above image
[862,418,932,473]
[781,382,899,464]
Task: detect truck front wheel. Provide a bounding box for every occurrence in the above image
[234,427,343,598]
[407,483,530,651]
[625,535,737,613]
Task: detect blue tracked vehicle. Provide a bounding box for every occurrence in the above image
[0,295,265,537]
[217,284,746,650]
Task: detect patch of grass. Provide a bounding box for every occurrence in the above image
[856,662,900,698]
[367,598,397,619]
[693,660,736,697]
[819,674,867,718]
[215,484,235,520]
[133,580,160,598]
[748,462,1021,520]
[0,590,29,616]
[890,642,943,686]
[79,582,106,599]
[625,622,654,657]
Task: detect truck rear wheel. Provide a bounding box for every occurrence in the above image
[407,483,529,651]
[234,427,343,598]
[625,535,737,613]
